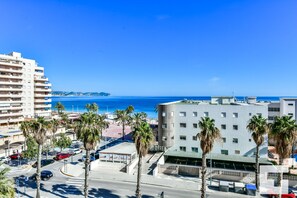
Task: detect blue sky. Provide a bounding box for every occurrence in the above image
[1,0,296,96]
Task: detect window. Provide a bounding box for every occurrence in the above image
[221,150,228,155]
[193,112,198,117]
[221,124,226,130]
[180,123,186,128]
[233,125,238,130]
[257,113,262,116]
[192,147,198,153]
[233,113,238,118]
[233,138,238,143]
[268,116,275,121]
[192,136,197,141]
[180,135,186,140]
[179,112,186,117]
[249,113,252,116]
[222,137,226,143]
[288,103,294,106]
[288,113,294,116]
[221,112,226,118]
[170,111,174,117]
[268,107,280,112]
[204,112,209,117]
[249,139,252,142]
[235,150,240,154]
[162,112,166,117]
[162,124,167,129]
[180,146,186,152]
[193,123,198,128]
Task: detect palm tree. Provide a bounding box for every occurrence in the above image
[85,103,99,113]
[270,115,297,186]
[0,163,15,197]
[133,121,154,198]
[49,119,59,143]
[247,115,269,192]
[54,102,65,114]
[197,117,221,198]
[114,105,134,140]
[75,112,108,198]
[30,117,49,198]
[132,112,147,129]
[20,120,32,150]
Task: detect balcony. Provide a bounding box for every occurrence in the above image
[0,117,24,124]
[0,106,22,110]
[34,104,52,108]
[0,100,23,104]
[35,98,52,103]
[35,109,51,116]
[0,87,22,91]
[0,111,23,118]
[35,88,52,92]
[0,93,23,98]
[34,76,48,81]
[0,74,23,80]
[34,93,52,97]
[0,81,23,85]
[0,60,23,68]
[35,82,52,87]
[0,67,23,74]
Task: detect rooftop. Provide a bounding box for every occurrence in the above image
[99,142,136,156]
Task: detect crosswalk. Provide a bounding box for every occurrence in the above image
[65,178,84,189]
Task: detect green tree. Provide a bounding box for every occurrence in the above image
[49,119,59,145]
[85,103,99,113]
[133,121,154,198]
[30,117,49,198]
[20,120,31,150]
[54,102,65,114]
[270,115,297,186]
[22,136,38,160]
[247,115,269,192]
[75,112,108,198]
[132,112,147,129]
[197,117,221,198]
[54,133,72,152]
[114,105,134,140]
[0,163,15,197]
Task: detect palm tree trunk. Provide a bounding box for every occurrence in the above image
[255,145,260,192]
[122,123,125,140]
[136,154,142,198]
[36,144,42,198]
[201,153,207,198]
[84,149,90,198]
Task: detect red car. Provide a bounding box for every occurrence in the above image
[269,193,295,198]
[55,153,71,160]
[9,153,22,160]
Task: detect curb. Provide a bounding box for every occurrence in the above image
[60,168,74,177]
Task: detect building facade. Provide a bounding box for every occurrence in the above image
[158,97,269,158]
[0,52,51,126]
[268,98,297,123]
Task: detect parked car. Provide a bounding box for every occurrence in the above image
[69,148,82,155]
[9,153,22,160]
[54,153,72,160]
[0,156,10,163]
[91,152,99,160]
[81,155,95,162]
[32,159,55,168]
[30,170,53,181]
[268,194,295,198]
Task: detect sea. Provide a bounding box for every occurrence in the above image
[51,96,288,119]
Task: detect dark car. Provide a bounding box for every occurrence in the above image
[32,159,55,168]
[91,152,99,160]
[9,153,22,160]
[54,153,72,160]
[30,170,53,181]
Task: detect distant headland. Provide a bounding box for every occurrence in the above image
[52,91,110,97]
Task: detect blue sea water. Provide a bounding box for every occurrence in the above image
[51,96,284,119]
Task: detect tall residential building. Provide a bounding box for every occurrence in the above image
[268,98,297,123]
[158,96,269,159]
[0,52,51,126]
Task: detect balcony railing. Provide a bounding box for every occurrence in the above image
[0,67,23,73]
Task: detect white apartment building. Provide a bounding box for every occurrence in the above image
[0,52,51,126]
[268,98,297,123]
[158,97,269,159]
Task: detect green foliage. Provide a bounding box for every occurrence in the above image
[132,121,154,157]
[85,103,99,113]
[0,163,15,197]
[54,133,72,151]
[55,102,65,114]
[22,136,38,160]
[114,105,135,140]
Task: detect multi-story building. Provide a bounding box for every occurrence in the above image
[268,98,297,123]
[0,52,51,126]
[158,96,269,159]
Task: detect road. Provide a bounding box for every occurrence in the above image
[9,152,256,198]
